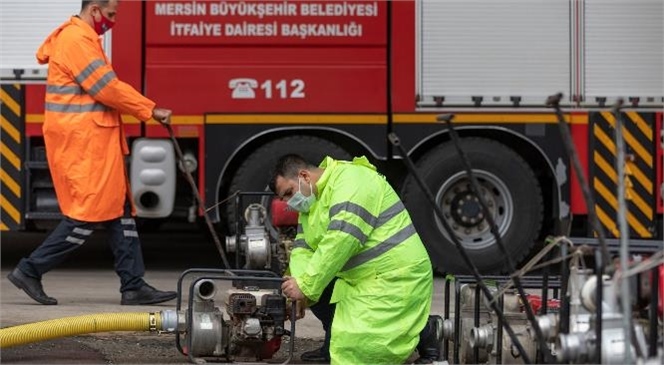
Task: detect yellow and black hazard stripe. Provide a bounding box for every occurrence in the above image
[0,84,24,230]
[591,111,656,238]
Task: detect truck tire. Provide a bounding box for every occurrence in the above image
[225,135,351,233]
[402,138,543,275]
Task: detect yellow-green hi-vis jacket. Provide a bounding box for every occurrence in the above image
[289,156,433,365]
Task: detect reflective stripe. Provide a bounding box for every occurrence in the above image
[376,201,405,226]
[66,236,85,245]
[329,200,406,229]
[342,224,417,271]
[121,218,135,226]
[46,85,83,95]
[75,59,105,85]
[45,102,108,113]
[293,239,312,250]
[328,220,367,244]
[123,230,139,237]
[88,71,116,96]
[330,202,377,227]
[297,224,303,234]
[73,227,93,235]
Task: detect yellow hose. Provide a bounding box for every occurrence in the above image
[0,312,162,348]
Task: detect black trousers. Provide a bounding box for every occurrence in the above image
[308,277,337,357]
[17,200,146,292]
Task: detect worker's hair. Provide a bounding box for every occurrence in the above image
[268,154,315,193]
[81,0,111,11]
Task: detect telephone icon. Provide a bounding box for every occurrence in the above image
[229,78,258,99]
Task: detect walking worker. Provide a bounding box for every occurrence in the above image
[7,0,176,306]
[270,154,437,364]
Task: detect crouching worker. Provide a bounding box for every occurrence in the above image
[270,154,442,365]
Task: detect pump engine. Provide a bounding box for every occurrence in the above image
[174,271,293,363]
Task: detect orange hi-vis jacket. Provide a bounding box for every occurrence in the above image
[37,16,156,222]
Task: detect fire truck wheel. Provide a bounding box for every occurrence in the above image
[402,138,543,275]
[225,135,350,233]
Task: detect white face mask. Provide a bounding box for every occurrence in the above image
[287,177,316,213]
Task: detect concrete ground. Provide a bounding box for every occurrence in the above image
[0,268,328,364]
[0,268,355,337]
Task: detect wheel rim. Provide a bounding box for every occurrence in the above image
[434,170,514,250]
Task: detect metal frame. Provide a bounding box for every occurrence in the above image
[442,275,563,364]
[233,191,278,269]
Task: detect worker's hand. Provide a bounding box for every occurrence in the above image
[152,107,172,124]
[282,276,305,301]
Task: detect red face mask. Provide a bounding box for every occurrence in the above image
[93,9,115,35]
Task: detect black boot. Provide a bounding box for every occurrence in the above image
[415,315,443,364]
[300,346,330,363]
[7,268,58,305]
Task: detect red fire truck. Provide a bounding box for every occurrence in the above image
[1,0,662,274]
